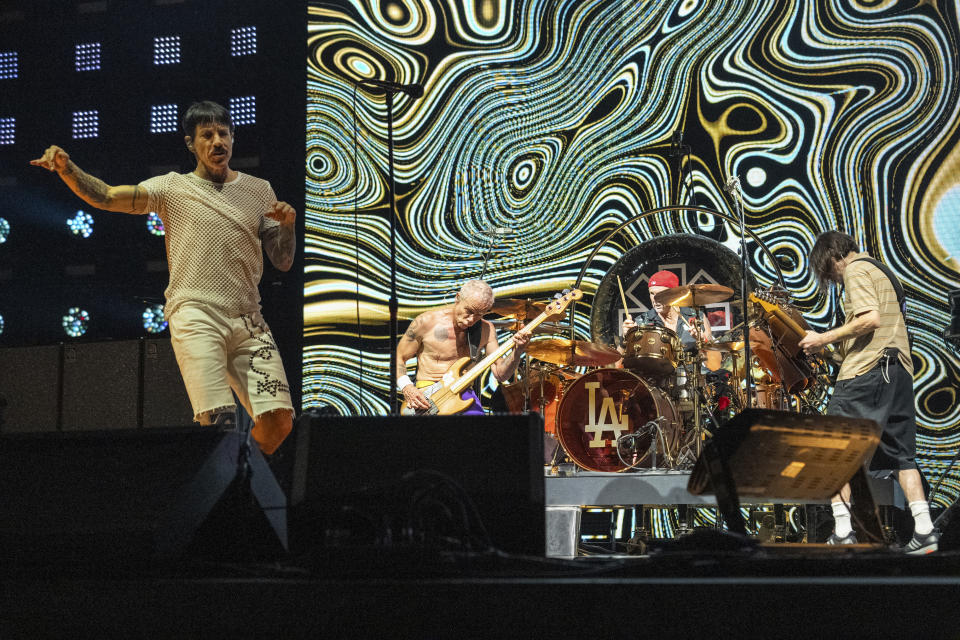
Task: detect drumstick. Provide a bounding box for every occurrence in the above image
[616,276,630,319]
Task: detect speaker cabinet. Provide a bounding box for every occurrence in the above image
[142,338,194,428]
[0,344,61,433]
[290,412,545,556]
[61,341,140,431]
[0,427,287,567]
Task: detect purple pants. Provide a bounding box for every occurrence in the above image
[459,389,486,415]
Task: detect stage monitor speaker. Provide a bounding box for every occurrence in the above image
[142,338,194,428]
[688,409,883,537]
[62,341,140,431]
[0,427,287,569]
[0,344,61,433]
[289,412,545,557]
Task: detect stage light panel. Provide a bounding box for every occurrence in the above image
[67,210,94,238]
[0,217,9,242]
[62,307,89,337]
[150,104,178,133]
[146,211,165,236]
[75,42,101,71]
[142,304,167,334]
[230,26,257,56]
[229,96,256,126]
[153,36,181,65]
[0,51,16,79]
[71,110,99,139]
[0,313,4,336]
[0,117,13,145]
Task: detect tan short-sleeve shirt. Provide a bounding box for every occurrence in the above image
[836,253,913,380]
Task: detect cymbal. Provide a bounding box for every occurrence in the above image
[702,340,767,353]
[654,284,734,307]
[527,338,621,367]
[702,341,746,352]
[488,319,571,334]
[489,298,547,319]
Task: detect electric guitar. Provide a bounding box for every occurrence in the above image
[401,289,583,416]
[749,291,842,365]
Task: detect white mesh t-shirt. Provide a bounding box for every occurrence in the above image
[139,171,279,318]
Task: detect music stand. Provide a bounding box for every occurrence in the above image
[688,409,883,540]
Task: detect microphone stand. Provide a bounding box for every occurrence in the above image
[384,90,401,414]
[478,232,497,280]
[726,176,753,409]
[353,79,422,414]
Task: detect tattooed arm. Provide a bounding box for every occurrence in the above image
[30,146,149,214]
[397,315,431,410]
[262,201,297,272]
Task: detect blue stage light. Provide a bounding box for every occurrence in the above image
[62,307,90,337]
[150,103,178,134]
[142,304,167,334]
[153,36,181,65]
[0,117,13,145]
[0,217,9,243]
[75,42,101,71]
[230,26,257,56]
[146,211,165,236]
[0,51,17,79]
[229,96,256,126]
[67,210,94,237]
[71,110,99,139]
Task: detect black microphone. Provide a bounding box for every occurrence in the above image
[669,129,683,157]
[357,79,424,99]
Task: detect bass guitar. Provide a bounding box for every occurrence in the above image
[401,289,583,415]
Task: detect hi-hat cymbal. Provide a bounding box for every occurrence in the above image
[527,338,621,367]
[654,284,734,307]
[489,298,547,319]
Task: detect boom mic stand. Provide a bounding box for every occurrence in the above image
[725,175,753,409]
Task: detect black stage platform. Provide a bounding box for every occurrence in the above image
[3,414,960,638]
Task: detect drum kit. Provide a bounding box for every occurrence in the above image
[494,283,829,472]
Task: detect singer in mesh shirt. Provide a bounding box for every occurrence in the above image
[32,101,296,455]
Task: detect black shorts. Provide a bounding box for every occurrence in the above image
[827,352,916,472]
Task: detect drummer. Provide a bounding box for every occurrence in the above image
[622,270,723,371]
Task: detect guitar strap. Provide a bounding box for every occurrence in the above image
[851,257,913,352]
[465,321,485,399]
[466,320,484,361]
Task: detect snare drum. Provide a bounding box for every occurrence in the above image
[556,369,680,472]
[622,324,681,376]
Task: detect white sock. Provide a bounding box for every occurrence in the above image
[910,500,933,536]
[832,501,852,538]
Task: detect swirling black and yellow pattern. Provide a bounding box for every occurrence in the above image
[305,1,960,504]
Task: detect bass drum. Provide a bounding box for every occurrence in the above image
[556,369,680,472]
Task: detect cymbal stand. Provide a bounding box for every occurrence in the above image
[687,308,708,458]
[724,175,754,409]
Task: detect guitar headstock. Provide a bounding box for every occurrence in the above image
[544,288,583,316]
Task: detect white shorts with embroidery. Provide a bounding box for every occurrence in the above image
[168,302,293,422]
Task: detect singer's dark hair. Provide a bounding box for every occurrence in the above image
[182,101,234,137]
[809,230,859,286]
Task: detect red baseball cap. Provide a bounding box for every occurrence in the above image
[648,270,679,288]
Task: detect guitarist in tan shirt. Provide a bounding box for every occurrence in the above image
[798,231,935,554]
[397,280,530,414]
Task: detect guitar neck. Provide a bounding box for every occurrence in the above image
[750,293,806,337]
[449,309,554,394]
